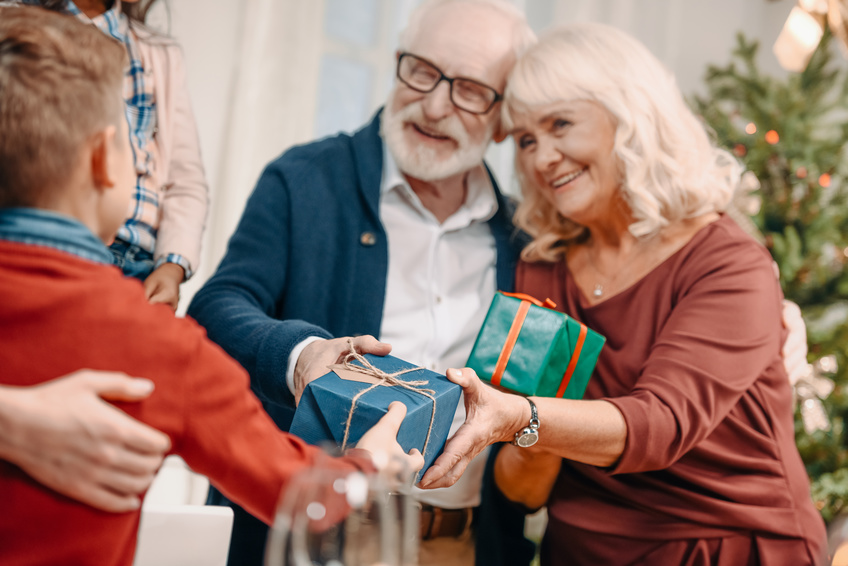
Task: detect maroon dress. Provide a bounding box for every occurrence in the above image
[516,216,827,566]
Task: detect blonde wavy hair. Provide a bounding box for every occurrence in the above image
[504,22,741,262]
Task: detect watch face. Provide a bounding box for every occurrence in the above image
[516,429,538,448]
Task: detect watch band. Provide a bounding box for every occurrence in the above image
[513,397,540,447]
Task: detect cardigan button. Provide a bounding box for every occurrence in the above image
[360,231,377,246]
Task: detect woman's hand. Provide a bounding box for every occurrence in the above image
[780,300,809,385]
[494,444,562,510]
[143,263,185,311]
[418,368,528,489]
[0,371,171,512]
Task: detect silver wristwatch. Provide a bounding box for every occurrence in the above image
[513,397,540,448]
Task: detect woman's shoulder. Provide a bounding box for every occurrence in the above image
[673,214,777,285]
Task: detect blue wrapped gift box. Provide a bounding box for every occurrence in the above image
[289,354,461,473]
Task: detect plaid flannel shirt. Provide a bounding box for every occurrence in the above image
[63,0,192,277]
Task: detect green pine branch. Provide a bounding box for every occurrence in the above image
[692,28,848,522]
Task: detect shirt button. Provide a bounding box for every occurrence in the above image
[360,231,377,246]
[435,295,443,304]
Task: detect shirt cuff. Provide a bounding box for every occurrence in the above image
[154,254,193,280]
[286,336,326,396]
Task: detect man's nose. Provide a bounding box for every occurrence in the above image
[420,79,454,122]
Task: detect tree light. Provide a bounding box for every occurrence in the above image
[765,130,780,144]
[745,122,757,134]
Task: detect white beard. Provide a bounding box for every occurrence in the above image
[380,99,494,182]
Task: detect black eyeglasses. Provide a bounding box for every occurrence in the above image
[396,52,503,115]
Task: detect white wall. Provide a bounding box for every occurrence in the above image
[148,0,245,306]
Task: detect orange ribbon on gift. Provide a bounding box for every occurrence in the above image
[491,292,589,399]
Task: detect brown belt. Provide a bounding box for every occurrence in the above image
[419,504,476,540]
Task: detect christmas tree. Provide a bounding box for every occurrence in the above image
[692,30,848,522]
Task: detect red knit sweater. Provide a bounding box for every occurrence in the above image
[0,240,373,566]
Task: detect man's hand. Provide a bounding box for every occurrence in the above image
[781,300,809,385]
[0,370,171,512]
[419,367,526,490]
[143,263,185,311]
[293,335,391,404]
[356,402,424,482]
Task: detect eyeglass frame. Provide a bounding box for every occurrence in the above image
[395,52,503,115]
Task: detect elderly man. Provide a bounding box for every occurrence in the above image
[188,1,535,564]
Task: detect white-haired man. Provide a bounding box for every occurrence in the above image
[188,1,537,565]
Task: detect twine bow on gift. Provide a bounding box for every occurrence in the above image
[339,340,437,465]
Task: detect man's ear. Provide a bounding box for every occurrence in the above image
[90,124,118,192]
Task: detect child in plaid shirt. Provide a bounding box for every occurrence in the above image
[30,0,209,310]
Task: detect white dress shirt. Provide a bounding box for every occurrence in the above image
[288,144,499,509]
[379,145,498,509]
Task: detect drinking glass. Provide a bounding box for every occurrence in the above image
[266,459,419,566]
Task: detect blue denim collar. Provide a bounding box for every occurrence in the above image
[0,208,113,265]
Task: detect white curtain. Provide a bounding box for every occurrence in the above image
[200,0,327,281]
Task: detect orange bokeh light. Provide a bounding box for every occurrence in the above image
[765,130,780,144]
[819,173,831,187]
[745,122,757,135]
[796,166,808,179]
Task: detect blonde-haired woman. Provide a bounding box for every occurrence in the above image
[420,23,827,565]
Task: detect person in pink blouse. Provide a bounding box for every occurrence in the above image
[421,22,828,565]
[27,0,209,311]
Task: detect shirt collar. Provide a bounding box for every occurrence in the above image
[66,0,128,43]
[0,208,114,265]
[380,143,498,225]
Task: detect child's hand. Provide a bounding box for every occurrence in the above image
[143,263,185,311]
[356,402,424,482]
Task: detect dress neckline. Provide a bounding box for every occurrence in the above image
[564,215,730,309]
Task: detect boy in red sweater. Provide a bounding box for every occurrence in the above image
[0,6,422,565]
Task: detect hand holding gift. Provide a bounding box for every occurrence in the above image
[290,341,461,476]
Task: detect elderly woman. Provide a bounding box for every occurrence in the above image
[419,23,827,565]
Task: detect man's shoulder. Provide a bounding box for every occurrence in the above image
[266,113,383,175]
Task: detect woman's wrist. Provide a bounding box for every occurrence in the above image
[503,393,535,444]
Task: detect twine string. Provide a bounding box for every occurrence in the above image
[339,340,437,465]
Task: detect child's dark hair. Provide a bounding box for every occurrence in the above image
[0,5,127,207]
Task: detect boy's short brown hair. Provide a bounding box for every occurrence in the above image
[0,5,127,207]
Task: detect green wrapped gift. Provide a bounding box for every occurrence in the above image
[466,291,606,398]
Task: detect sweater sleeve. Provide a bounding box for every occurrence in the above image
[606,236,786,474]
[186,164,332,409]
[151,41,209,277]
[170,320,373,525]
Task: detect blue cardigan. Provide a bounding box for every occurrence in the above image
[187,110,533,566]
[188,110,521,413]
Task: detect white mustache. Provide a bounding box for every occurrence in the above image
[394,102,470,146]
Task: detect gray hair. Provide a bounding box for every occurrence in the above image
[398,0,537,58]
